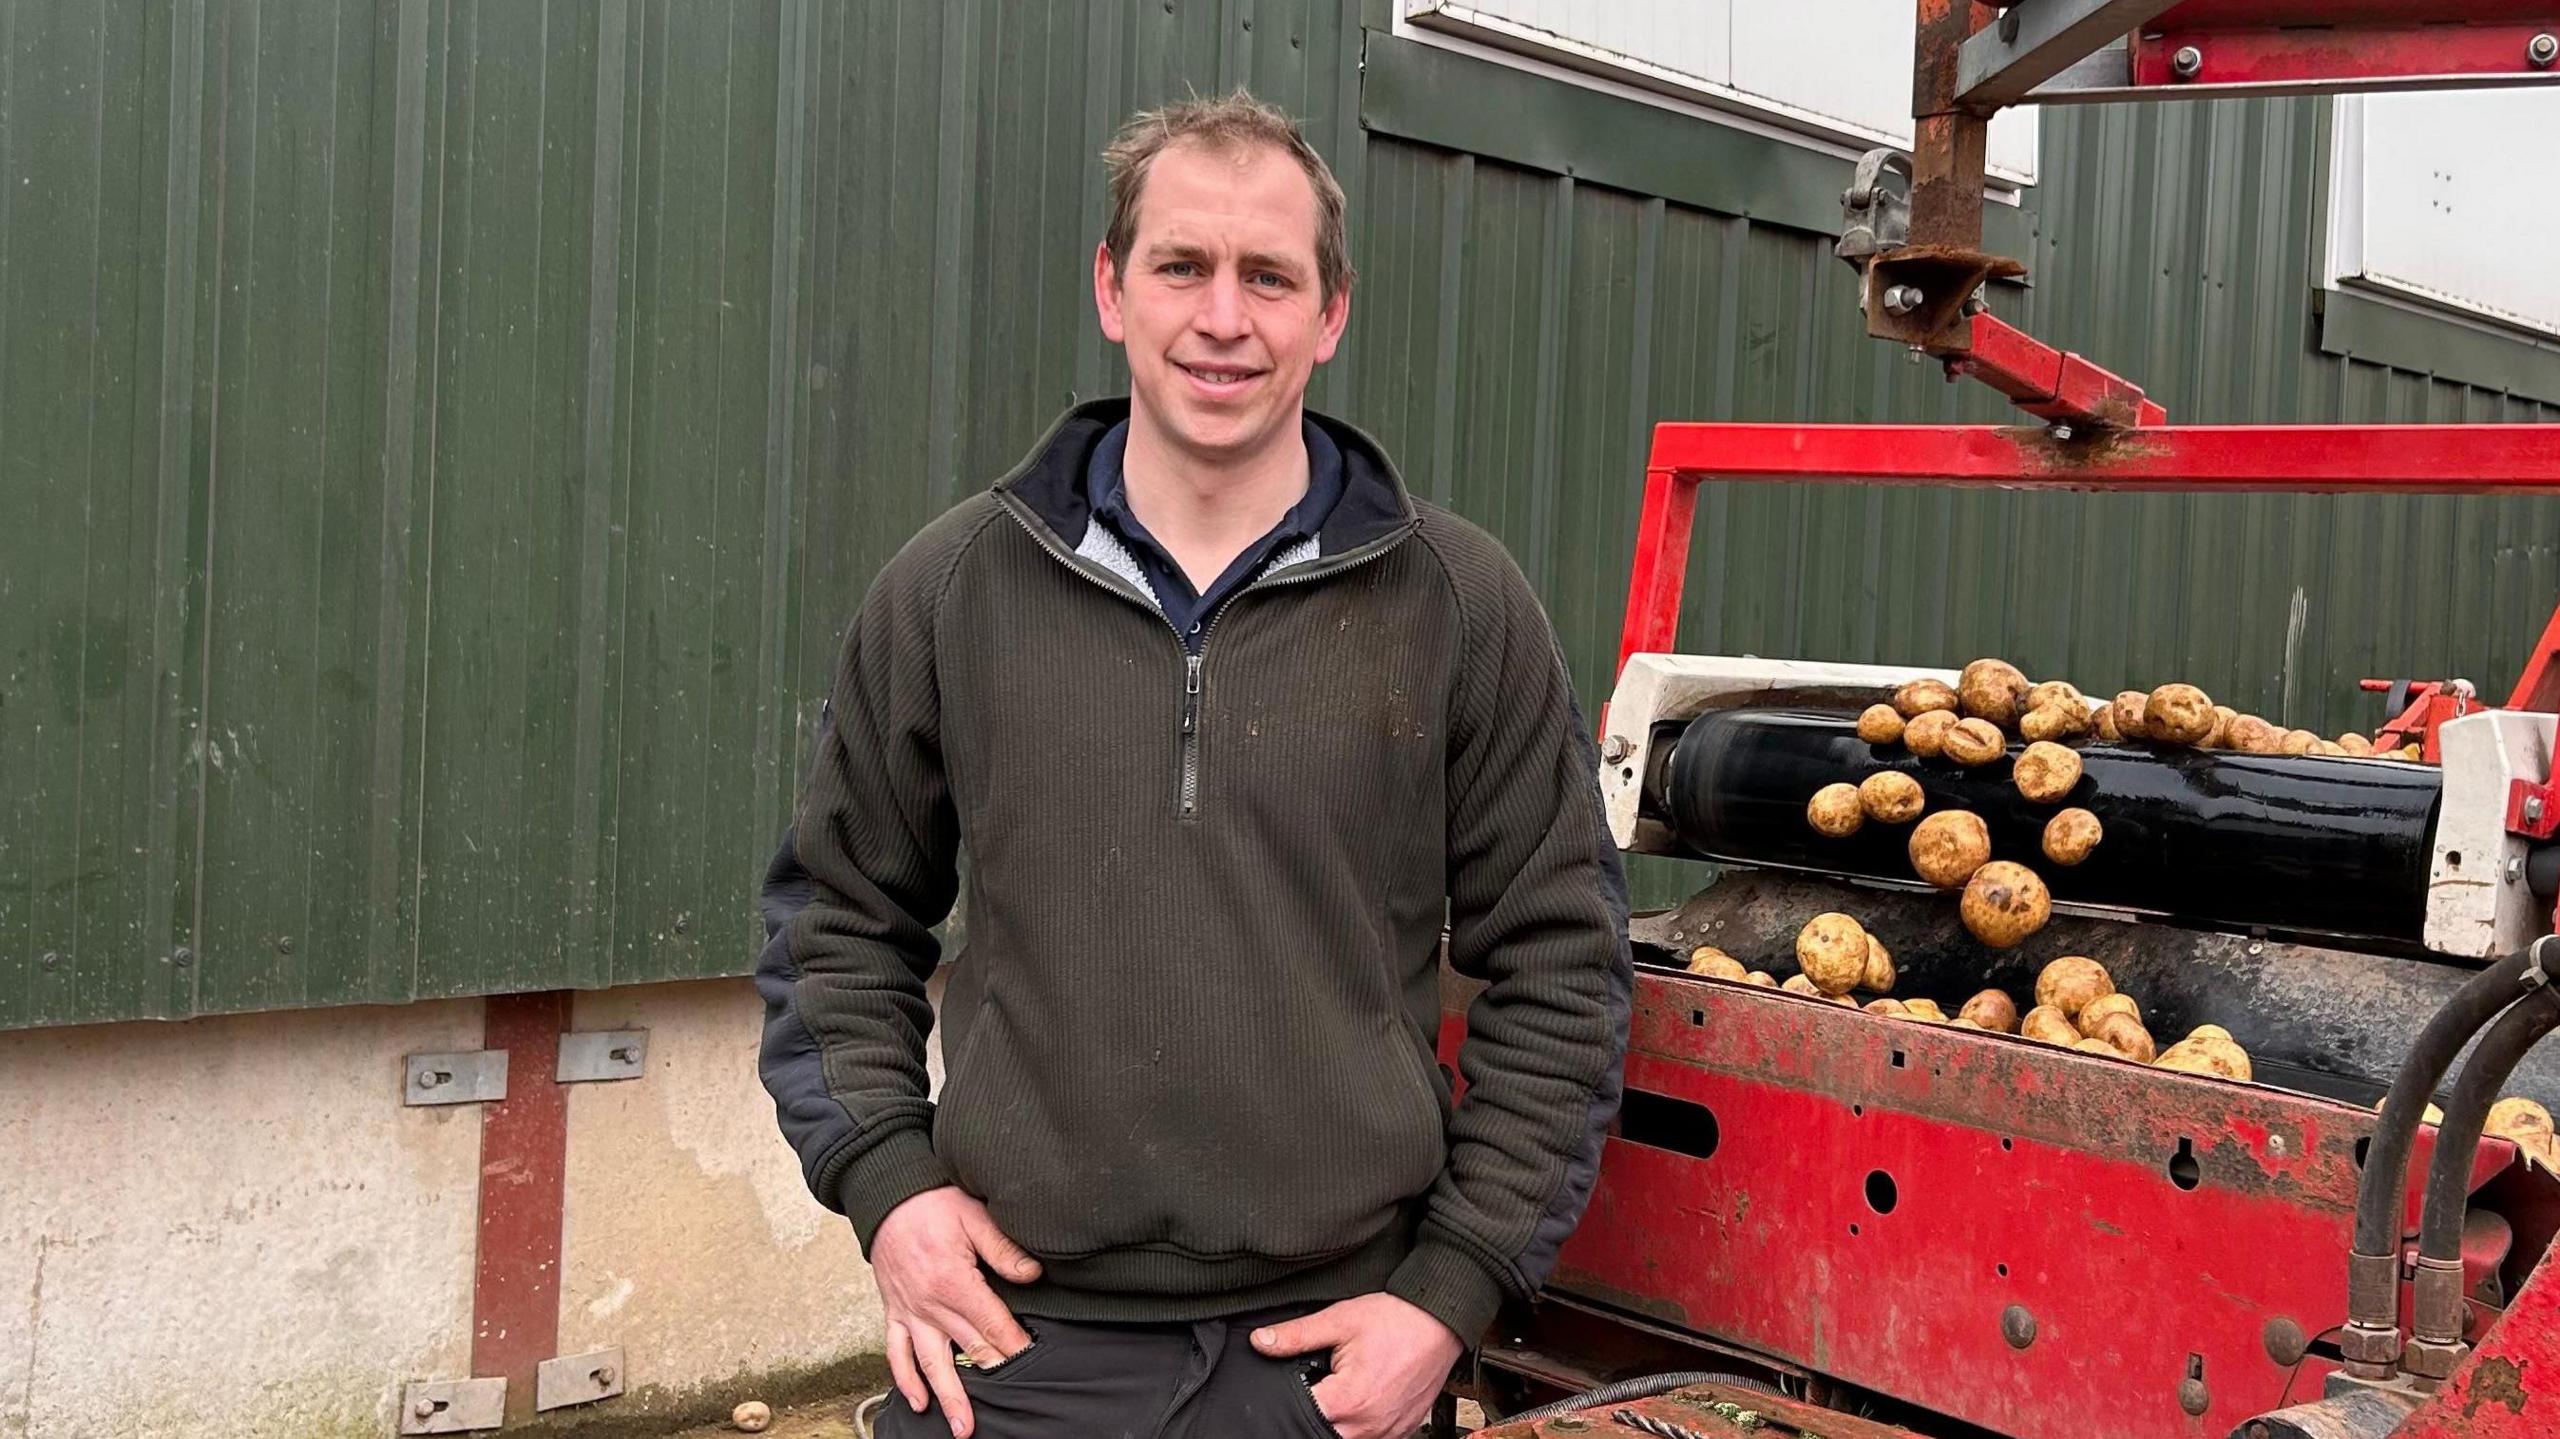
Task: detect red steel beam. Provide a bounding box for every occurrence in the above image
[2136,22,2560,87]
[474,991,571,1421]
[1952,313,2166,429]
[2155,1,2560,26]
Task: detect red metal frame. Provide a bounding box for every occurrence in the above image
[2362,679,2477,763]
[2136,2,2560,88]
[1952,313,2169,429]
[473,991,571,1421]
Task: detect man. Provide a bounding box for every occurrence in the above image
[758,91,1630,1439]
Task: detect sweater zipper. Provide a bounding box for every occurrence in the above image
[995,494,1413,818]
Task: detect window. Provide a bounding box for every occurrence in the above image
[2326,92,2560,340]
[1399,0,2039,188]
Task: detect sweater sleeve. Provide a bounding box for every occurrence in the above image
[1386,535,1633,1346]
[756,504,986,1252]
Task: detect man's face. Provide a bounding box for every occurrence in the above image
[1095,140,1349,466]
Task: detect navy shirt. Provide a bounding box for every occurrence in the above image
[1087,419,1345,652]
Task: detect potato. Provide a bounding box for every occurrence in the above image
[733,1401,774,1434]
[2020,703,2092,743]
[2225,715,2282,754]
[1901,998,1948,1022]
[2077,992,2141,1036]
[1894,678,1961,718]
[2026,680,2084,714]
[2013,741,2083,804]
[2188,1024,2232,1042]
[1857,703,1907,745]
[2042,807,2104,866]
[1864,997,1910,1018]
[1782,974,1822,997]
[1807,783,1865,838]
[2092,1013,2157,1063]
[2203,705,2237,749]
[2488,1097,2554,1141]
[1960,861,2052,949]
[1862,934,1897,993]
[2521,1133,2560,1172]
[2022,1006,2081,1045]
[2338,732,2375,756]
[1942,717,2008,767]
[2073,1037,2123,1057]
[2310,739,2349,757]
[1909,810,1992,888]
[2145,684,2216,745]
[2402,744,2425,762]
[1959,989,2020,1034]
[2108,691,2151,742]
[1959,659,2033,729]
[1949,1016,1984,1029]
[1687,947,1748,981]
[2374,1095,2446,1125]
[2036,956,2115,1017]
[2280,729,2321,755]
[1796,912,1871,995]
[2092,705,2122,742]
[1829,993,1860,1008]
[1744,970,1778,988]
[2156,1034,2253,1081]
[1903,709,1961,760]
[1859,770,1926,824]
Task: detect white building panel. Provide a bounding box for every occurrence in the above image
[2336,91,2560,339]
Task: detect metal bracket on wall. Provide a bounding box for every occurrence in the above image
[556,1029,648,1083]
[399,1377,505,1433]
[535,1347,627,1411]
[403,1050,509,1106]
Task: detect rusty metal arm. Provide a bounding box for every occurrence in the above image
[1955,0,2184,108]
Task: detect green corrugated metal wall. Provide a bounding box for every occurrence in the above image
[4,0,2553,1028]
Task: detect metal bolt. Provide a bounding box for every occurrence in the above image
[2531,33,2558,67]
[1599,734,1632,764]
[2508,856,2526,885]
[2048,424,2076,443]
[173,946,193,968]
[2180,1374,2211,1416]
[673,915,689,935]
[609,1046,636,1063]
[2172,45,2204,79]
[422,1070,450,1088]
[1882,284,1925,316]
[592,1366,616,1388]
[2530,795,2547,824]
[2262,1316,2310,1366]
[40,951,58,971]
[277,935,294,955]
[2002,1303,2039,1349]
[413,1397,439,1419]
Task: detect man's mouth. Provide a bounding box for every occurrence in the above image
[1176,361,1266,394]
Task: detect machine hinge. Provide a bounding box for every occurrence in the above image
[403,1050,508,1106]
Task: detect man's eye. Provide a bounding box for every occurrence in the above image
[1161,261,1199,278]
[1249,272,1288,289]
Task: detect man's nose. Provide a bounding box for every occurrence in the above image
[1194,271,1251,341]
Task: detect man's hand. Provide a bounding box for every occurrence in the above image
[870,1186,1044,1439]
[1249,1293,1464,1439]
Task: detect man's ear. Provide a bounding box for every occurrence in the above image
[1312,281,1350,366]
[1094,241,1127,344]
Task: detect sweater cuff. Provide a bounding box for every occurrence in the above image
[833,1128,956,1255]
[1387,1235,1511,1349]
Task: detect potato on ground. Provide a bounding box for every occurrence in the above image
[2091,1013,2157,1063]
[1857,704,1907,745]
[2035,956,2115,1018]
[1910,810,1993,888]
[2022,1006,2081,1045]
[1942,717,2008,767]
[1894,678,1961,718]
[2042,808,2104,866]
[1864,997,1910,1018]
[1960,861,2052,949]
[1782,974,1822,997]
[2338,732,2375,756]
[1859,771,1926,824]
[2489,1097,2555,1142]
[1796,912,1872,995]
[1901,997,1948,1022]
[2021,703,2092,743]
[1687,947,1748,981]
[1861,934,1897,993]
[1959,989,2021,1033]
[2077,991,2141,1037]
[1959,659,2033,729]
[1903,709,1961,760]
[2026,680,2084,714]
[2156,1034,2253,1081]
[1744,970,1778,987]
[1807,783,1865,838]
[2108,691,2151,742]
[2225,715,2282,754]
[2146,684,2216,745]
[2013,741,2083,804]
[2280,729,2321,755]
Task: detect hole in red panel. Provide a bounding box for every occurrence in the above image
[1891,1049,1907,1069]
[1690,1009,1705,1027]
[1997,1263,2010,1277]
[1864,1170,1899,1215]
[1849,1222,1861,1236]
[2354,1136,2372,1169]
[2168,1136,2201,1191]
[1852,1103,1864,1117]
[1619,1089,1719,1161]
[2001,1137,2014,1152]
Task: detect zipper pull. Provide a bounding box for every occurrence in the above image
[1182,654,1202,734]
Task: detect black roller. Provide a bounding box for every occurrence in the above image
[1649,708,2443,951]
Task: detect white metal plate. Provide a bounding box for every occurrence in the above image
[556,1029,648,1084]
[404,1050,507,1106]
[2339,91,2560,339]
[536,1347,626,1412]
[400,1377,505,1434]
[2426,710,2555,960]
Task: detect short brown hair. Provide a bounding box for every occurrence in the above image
[1102,90,1355,305]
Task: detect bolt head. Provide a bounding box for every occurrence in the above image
[413,1398,438,1418]
[2531,32,2558,66]
[2172,45,2204,78]
[1600,734,1632,764]
[2001,1303,2038,1349]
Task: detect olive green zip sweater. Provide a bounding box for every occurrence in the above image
[757,400,1631,1344]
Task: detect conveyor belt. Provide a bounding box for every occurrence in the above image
[1647,708,2444,953]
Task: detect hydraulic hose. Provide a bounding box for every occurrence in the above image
[2418,984,2560,1265]
[1498,1371,1785,1426]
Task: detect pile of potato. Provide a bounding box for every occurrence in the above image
[1689,937,2255,1078]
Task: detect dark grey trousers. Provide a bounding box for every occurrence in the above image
[876,1303,1342,1439]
